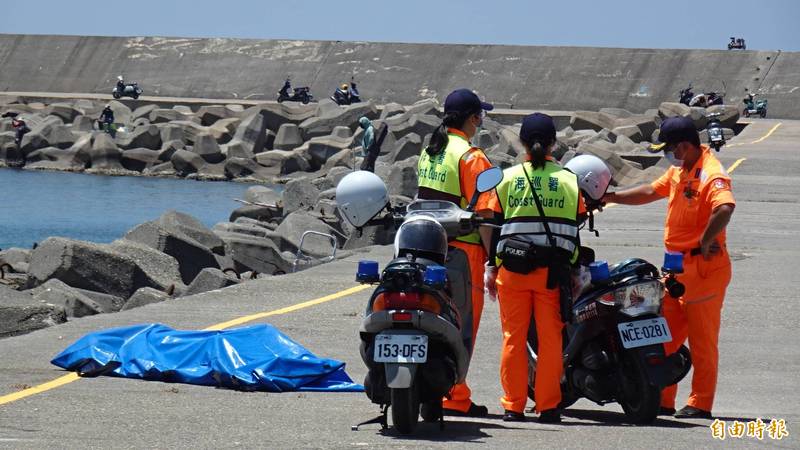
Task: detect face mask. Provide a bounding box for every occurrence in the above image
[472,115,483,145]
[664,150,684,167]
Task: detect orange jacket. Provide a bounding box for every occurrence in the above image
[651,145,736,252]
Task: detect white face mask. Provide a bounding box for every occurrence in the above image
[664,150,684,167]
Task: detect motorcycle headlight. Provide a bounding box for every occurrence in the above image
[613,280,664,317]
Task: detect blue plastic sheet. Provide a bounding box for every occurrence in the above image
[51,323,363,392]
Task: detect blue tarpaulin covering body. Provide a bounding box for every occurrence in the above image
[51,323,363,392]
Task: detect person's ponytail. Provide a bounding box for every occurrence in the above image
[528,141,548,169]
[425,123,450,156]
[424,111,474,156]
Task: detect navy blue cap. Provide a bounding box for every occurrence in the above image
[444,89,494,115]
[520,113,557,145]
[657,116,699,145]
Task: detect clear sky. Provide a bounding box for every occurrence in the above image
[1,0,798,51]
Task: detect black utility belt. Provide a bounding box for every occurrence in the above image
[499,237,566,274]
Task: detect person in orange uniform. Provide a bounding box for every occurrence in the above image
[417,88,497,417]
[604,116,735,419]
[485,113,587,423]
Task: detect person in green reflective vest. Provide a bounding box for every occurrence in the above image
[417,88,497,418]
[486,113,587,423]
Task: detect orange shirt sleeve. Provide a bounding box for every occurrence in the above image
[650,167,674,198]
[578,192,587,215]
[460,148,501,213]
[705,177,736,210]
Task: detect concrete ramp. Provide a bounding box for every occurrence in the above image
[1,34,798,118]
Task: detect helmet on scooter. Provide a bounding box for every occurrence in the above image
[117,75,123,81]
[564,154,612,201]
[341,84,349,90]
[335,170,389,227]
[393,216,448,265]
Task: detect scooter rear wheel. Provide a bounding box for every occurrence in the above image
[391,386,420,434]
[760,109,767,118]
[618,352,660,424]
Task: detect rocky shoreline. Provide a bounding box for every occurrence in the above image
[0,94,742,338]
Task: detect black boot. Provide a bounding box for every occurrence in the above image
[674,405,712,419]
[502,410,526,422]
[538,409,561,423]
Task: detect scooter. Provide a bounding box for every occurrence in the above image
[331,79,361,106]
[706,111,726,152]
[348,167,503,434]
[277,77,314,104]
[742,93,768,118]
[679,83,724,107]
[112,83,143,100]
[728,37,746,50]
[527,254,692,424]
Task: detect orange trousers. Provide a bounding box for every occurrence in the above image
[661,250,731,411]
[443,240,486,412]
[497,266,563,413]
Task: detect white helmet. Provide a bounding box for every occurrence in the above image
[117,75,123,81]
[564,154,612,201]
[335,170,389,227]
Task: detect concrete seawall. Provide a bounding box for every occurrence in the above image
[1,34,798,118]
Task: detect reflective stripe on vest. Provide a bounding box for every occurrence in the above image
[496,161,580,261]
[417,133,481,245]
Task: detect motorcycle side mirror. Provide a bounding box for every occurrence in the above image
[467,166,503,211]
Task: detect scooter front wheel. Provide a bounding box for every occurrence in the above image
[391,386,420,434]
[760,109,767,118]
[112,92,121,99]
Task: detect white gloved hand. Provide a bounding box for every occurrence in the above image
[484,262,498,302]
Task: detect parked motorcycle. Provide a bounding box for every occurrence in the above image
[679,83,724,107]
[342,168,503,434]
[728,37,746,50]
[526,254,692,424]
[742,93,768,118]
[112,82,142,100]
[277,77,314,104]
[331,78,361,106]
[706,111,726,152]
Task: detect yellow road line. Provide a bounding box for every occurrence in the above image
[727,122,782,147]
[203,285,371,331]
[750,122,782,144]
[0,373,80,406]
[727,158,746,174]
[0,284,371,406]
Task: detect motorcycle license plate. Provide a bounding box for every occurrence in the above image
[373,334,428,363]
[617,317,672,349]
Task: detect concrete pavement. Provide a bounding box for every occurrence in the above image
[0,119,798,448]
